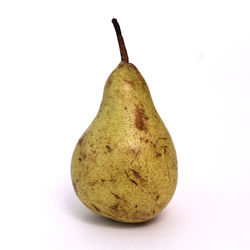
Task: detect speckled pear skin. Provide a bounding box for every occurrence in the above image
[71,61,178,223]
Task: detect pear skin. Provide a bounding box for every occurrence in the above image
[70,19,177,223]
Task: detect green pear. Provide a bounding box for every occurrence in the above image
[71,19,177,223]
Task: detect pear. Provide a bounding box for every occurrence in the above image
[71,19,177,223]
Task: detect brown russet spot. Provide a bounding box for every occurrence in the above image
[106,79,112,88]
[123,79,134,87]
[78,158,82,161]
[110,204,119,211]
[124,170,138,185]
[130,150,140,165]
[156,195,160,201]
[101,178,116,183]
[135,104,147,131]
[129,179,138,185]
[77,137,83,145]
[111,192,120,199]
[89,180,98,186]
[124,170,129,178]
[92,204,100,212]
[135,205,138,208]
[156,152,161,157]
[106,145,112,152]
[117,63,124,69]
[124,107,127,110]
[72,182,77,193]
[145,139,149,143]
[131,169,141,179]
[130,169,146,182]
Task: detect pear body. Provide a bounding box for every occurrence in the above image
[71,62,177,223]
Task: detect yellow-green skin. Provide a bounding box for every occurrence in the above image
[71,61,178,223]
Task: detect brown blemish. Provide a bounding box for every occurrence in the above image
[129,179,138,185]
[72,182,77,193]
[135,204,138,208]
[111,192,120,199]
[117,63,124,69]
[78,158,82,161]
[131,169,141,179]
[135,104,147,131]
[145,139,149,143]
[92,204,100,212]
[131,169,146,182]
[156,195,160,201]
[89,180,98,186]
[106,145,112,152]
[156,152,161,157]
[145,116,149,120]
[130,149,140,165]
[88,202,115,219]
[124,170,129,178]
[123,79,134,87]
[124,107,127,110]
[77,137,83,145]
[110,204,119,211]
[153,210,155,214]
[124,170,138,185]
[83,154,86,159]
[106,79,112,88]
[101,178,116,183]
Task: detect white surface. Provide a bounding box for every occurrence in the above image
[0,0,250,249]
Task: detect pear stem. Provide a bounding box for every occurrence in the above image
[112,18,129,63]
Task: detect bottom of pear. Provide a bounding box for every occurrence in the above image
[88,208,159,223]
[81,197,173,223]
[99,213,158,224]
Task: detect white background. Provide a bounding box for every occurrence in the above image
[0,0,250,249]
